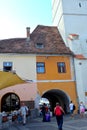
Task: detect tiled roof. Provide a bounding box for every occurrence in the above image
[75,54,86,59]
[0,25,73,55]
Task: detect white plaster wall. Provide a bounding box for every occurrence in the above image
[80,60,87,106]
[74,59,86,104]
[63,0,87,14]
[0,54,36,81]
[52,0,87,44]
[70,57,75,80]
[67,39,82,54]
[52,0,63,25]
[64,15,87,40]
[67,37,87,56]
[58,16,66,44]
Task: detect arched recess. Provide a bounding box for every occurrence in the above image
[42,89,70,114]
[1,92,20,112]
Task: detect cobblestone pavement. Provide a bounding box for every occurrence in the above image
[2,114,87,130]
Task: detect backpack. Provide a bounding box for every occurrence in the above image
[73,104,76,110]
[55,106,62,116]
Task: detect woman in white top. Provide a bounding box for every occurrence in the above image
[69,101,74,117]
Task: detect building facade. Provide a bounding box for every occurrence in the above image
[0,25,77,112]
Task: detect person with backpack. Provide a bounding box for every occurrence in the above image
[54,102,65,130]
[69,101,75,117]
[73,104,76,111]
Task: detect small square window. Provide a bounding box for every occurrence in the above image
[57,62,66,73]
[3,62,12,72]
[36,43,44,49]
[36,62,45,73]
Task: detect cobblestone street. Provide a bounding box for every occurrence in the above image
[1,114,87,130]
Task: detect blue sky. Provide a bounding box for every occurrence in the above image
[0,0,52,40]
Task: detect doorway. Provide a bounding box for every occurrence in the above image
[42,89,70,114]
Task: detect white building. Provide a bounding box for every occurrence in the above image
[52,0,87,107]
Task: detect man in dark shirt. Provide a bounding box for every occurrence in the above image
[41,103,46,122]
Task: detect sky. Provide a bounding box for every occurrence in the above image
[0,0,52,40]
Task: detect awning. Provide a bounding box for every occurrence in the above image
[0,71,25,90]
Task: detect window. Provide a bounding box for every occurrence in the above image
[79,3,81,7]
[36,43,44,49]
[1,93,20,112]
[36,62,45,73]
[3,62,12,72]
[57,62,66,73]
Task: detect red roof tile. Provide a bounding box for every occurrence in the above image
[0,25,73,55]
[75,54,86,59]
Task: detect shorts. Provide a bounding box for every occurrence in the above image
[70,110,74,114]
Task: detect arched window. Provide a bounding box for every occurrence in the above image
[1,93,20,112]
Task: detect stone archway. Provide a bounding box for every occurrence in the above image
[1,92,20,112]
[42,89,70,114]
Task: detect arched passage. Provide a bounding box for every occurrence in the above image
[42,89,70,114]
[1,92,20,112]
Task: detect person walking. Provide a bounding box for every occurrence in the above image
[54,102,65,130]
[40,103,47,122]
[79,101,85,118]
[20,102,28,125]
[69,101,74,117]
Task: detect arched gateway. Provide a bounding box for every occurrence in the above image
[42,89,70,114]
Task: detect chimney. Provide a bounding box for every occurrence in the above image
[26,27,30,41]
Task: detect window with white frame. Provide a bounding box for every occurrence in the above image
[57,62,66,73]
[3,62,12,72]
[36,62,45,73]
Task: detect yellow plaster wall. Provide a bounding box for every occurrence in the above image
[36,56,72,80]
[36,56,78,109]
[37,82,77,101]
[37,81,78,109]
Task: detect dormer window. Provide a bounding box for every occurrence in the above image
[36,43,44,49]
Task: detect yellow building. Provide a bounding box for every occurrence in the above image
[36,55,77,112]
